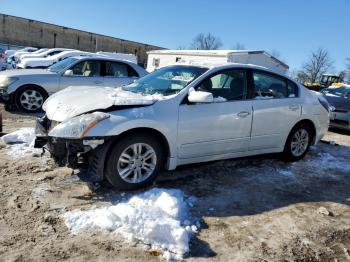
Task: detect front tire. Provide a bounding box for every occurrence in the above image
[105,134,164,190]
[15,86,47,112]
[283,124,313,161]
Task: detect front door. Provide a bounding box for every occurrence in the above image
[178,69,253,159]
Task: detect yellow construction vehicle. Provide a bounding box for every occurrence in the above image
[304,73,342,91]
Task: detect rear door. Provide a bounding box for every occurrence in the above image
[59,59,105,90]
[250,70,301,150]
[102,61,139,87]
[178,69,253,158]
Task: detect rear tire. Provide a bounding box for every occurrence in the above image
[282,123,313,161]
[104,134,164,190]
[15,85,47,113]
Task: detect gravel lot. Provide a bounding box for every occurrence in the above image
[0,104,349,261]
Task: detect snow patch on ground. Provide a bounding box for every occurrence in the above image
[278,170,295,177]
[1,128,39,157]
[63,188,198,260]
[307,152,350,173]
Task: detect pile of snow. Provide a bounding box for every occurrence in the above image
[1,128,39,157]
[109,88,168,104]
[63,188,198,260]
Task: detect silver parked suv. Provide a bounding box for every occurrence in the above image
[0,56,148,112]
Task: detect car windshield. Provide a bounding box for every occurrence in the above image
[123,65,208,96]
[48,57,78,73]
[322,86,350,96]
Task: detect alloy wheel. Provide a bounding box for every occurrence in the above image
[291,128,309,157]
[19,89,44,111]
[117,143,157,184]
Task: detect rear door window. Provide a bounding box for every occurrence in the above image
[253,71,288,99]
[105,61,139,77]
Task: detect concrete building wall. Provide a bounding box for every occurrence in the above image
[0,13,164,66]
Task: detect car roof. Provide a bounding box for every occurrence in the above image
[70,55,137,64]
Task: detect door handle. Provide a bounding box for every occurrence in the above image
[289,104,299,111]
[237,111,251,118]
[94,81,103,84]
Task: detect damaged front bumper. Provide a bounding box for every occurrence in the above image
[34,116,109,181]
[0,88,11,103]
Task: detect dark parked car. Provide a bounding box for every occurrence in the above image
[322,85,350,131]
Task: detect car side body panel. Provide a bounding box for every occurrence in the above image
[84,98,180,158]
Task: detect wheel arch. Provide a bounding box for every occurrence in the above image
[96,127,172,177]
[111,127,171,160]
[14,84,49,103]
[290,118,317,144]
[14,84,49,111]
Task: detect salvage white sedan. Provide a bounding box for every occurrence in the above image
[35,64,330,190]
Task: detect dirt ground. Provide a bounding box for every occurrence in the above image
[0,104,350,262]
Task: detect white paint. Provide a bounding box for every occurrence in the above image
[17,50,89,68]
[96,52,137,64]
[44,86,169,122]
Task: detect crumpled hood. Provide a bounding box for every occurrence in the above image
[43,86,161,122]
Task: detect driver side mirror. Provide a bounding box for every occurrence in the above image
[188,90,213,103]
[63,69,73,76]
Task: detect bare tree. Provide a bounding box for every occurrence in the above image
[338,70,346,82]
[346,58,350,82]
[190,33,222,50]
[232,42,245,50]
[301,48,333,82]
[295,70,309,84]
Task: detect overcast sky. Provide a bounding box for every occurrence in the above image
[1,0,349,72]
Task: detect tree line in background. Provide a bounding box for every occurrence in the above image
[181,32,350,83]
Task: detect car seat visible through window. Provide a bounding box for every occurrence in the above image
[198,78,213,93]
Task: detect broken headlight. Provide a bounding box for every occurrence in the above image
[48,112,110,138]
[0,76,18,89]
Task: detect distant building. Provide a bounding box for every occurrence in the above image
[0,13,165,66]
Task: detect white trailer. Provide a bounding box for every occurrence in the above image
[146,50,289,74]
